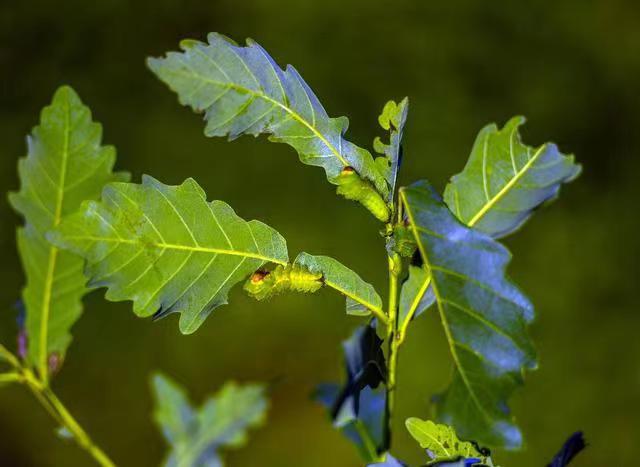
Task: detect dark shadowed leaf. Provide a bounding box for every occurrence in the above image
[315,321,388,462]
[444,117,580,238]
[8,86,128,380]
[547,431,586,467]
[316,384,386,463]
[400,181,536,449]
[331,321,387,426]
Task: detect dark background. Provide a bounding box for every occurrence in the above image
[1,0,638,465]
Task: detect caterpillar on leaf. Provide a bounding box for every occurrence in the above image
[244,264,323,300]
[335,167,391,222]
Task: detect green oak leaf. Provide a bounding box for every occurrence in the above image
[444,116,580,238]
[8,85,128,381]
[48,175,288,334]
[152,373,267,467]
[293,253,384,318]
[400,181,536,449]
[147,33,389,218]
[405,418,483,463]
[373,98,408,199]
[49,176,383,333]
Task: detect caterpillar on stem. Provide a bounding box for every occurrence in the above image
[335,167,391,222]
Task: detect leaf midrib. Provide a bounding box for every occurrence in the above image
[166,53,351,168]
[468,144,546,227]
[323,278,385,317]
[38,89,72,381]
[407,419,451,457]
[400,188,492,423]
[60,234,287,265]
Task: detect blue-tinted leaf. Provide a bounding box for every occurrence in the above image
[368,453,407,466]
[152,373,268,467]
[432,459,484,467]
[332,321,387,425]
[444,117,580,238]
[316,384,386,463]
[315,321,388,462]
[547,432,586,467]
[148,33,389,202]
[400,181,536,449]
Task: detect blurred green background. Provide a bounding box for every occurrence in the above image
[1,0,638,465]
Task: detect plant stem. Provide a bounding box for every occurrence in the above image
[0,345,115,467]
[384,252,401,448]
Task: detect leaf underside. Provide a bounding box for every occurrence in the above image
[8,85,128,375]
[148,33,388,197]
[444,116,581,239]
[401,181,536,449]
[49,176,288,334]
[152,373,267,467]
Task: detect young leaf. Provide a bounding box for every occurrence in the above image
[444,117,580,238]
[373,98,408,200]
[400,181,536,449]
[8,86,128,380]
[148,33,390,218]
[368,453,406,466]
[405,418,483,462]
[152,373,268,467]
[48,176,288,334]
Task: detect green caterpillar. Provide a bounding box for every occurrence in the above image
[244,264,323,300]
[391,223,417,257]
[335,167,390,222]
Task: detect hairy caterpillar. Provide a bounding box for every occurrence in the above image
[244,264,323,300]
[335,167,391,222]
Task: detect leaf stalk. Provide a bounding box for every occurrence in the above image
[0,344,115,467]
